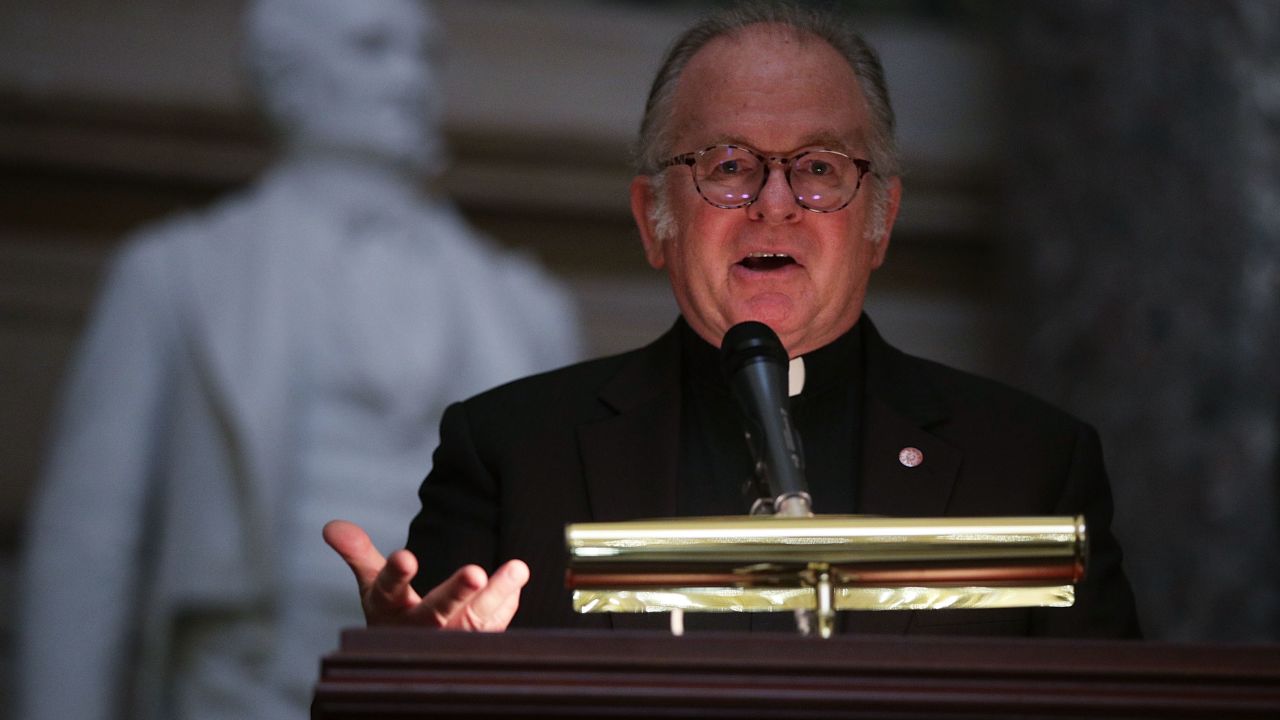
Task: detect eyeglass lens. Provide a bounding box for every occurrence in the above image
[692,145,860,212]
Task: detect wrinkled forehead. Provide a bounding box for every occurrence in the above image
[670,24,869,154]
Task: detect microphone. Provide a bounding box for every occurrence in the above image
[720,321,812,517]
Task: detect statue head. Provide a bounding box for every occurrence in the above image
[243,0,444,173]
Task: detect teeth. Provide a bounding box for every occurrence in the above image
[746,252,791,258]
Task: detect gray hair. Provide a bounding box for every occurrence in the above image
[635,1,900,178]
[637,2,900,244]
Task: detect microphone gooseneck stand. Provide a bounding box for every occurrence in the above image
[721,322,838,636]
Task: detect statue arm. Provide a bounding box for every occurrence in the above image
[19,239,181,720]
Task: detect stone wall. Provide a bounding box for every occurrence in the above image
[1006,0,1280,641]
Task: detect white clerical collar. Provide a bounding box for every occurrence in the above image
[788,356,805,397]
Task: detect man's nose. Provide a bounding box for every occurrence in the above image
[747,166,801,224]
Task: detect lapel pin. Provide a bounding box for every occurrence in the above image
[898,446,924,468]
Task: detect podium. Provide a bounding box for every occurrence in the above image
[313,628,1280,719]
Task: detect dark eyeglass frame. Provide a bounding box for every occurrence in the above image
[660,144,872,213]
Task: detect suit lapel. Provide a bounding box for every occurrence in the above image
[577,327,683,523]
[849,318,963,635]
[576,325,754,633]
[858,316,962,517]
[574,326,690,633]
[859,395,962,517]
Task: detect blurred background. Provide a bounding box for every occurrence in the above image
[0,0,1276,716]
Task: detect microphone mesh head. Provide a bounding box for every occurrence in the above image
[720,321,788,377]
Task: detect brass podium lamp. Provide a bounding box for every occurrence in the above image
[566,514,1087,638]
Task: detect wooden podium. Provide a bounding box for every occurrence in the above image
[313,628,1280,719]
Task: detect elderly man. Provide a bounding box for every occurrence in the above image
[327,3,1141,637]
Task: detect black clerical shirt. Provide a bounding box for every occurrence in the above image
[676,318,864,517]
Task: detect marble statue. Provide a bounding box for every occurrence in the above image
[18,1,581,718]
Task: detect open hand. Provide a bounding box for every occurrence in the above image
[323,519,528,630]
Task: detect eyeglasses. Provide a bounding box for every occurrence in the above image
[660,144,872,213]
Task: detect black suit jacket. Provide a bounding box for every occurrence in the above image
[407,317,1140,638]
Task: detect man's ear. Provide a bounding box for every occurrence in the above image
[631,175,667,269]
[869,175,902,270]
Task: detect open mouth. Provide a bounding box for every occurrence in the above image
[738,252,797,271]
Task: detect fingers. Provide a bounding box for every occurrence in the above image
[418,560,529,631]
[363,549,423,622]
[445,559,530,632]
[323,520,385,590]
[324,518,528,630]
[419,564,489,626]
[473,560,529,631]
[325,520,425,625]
